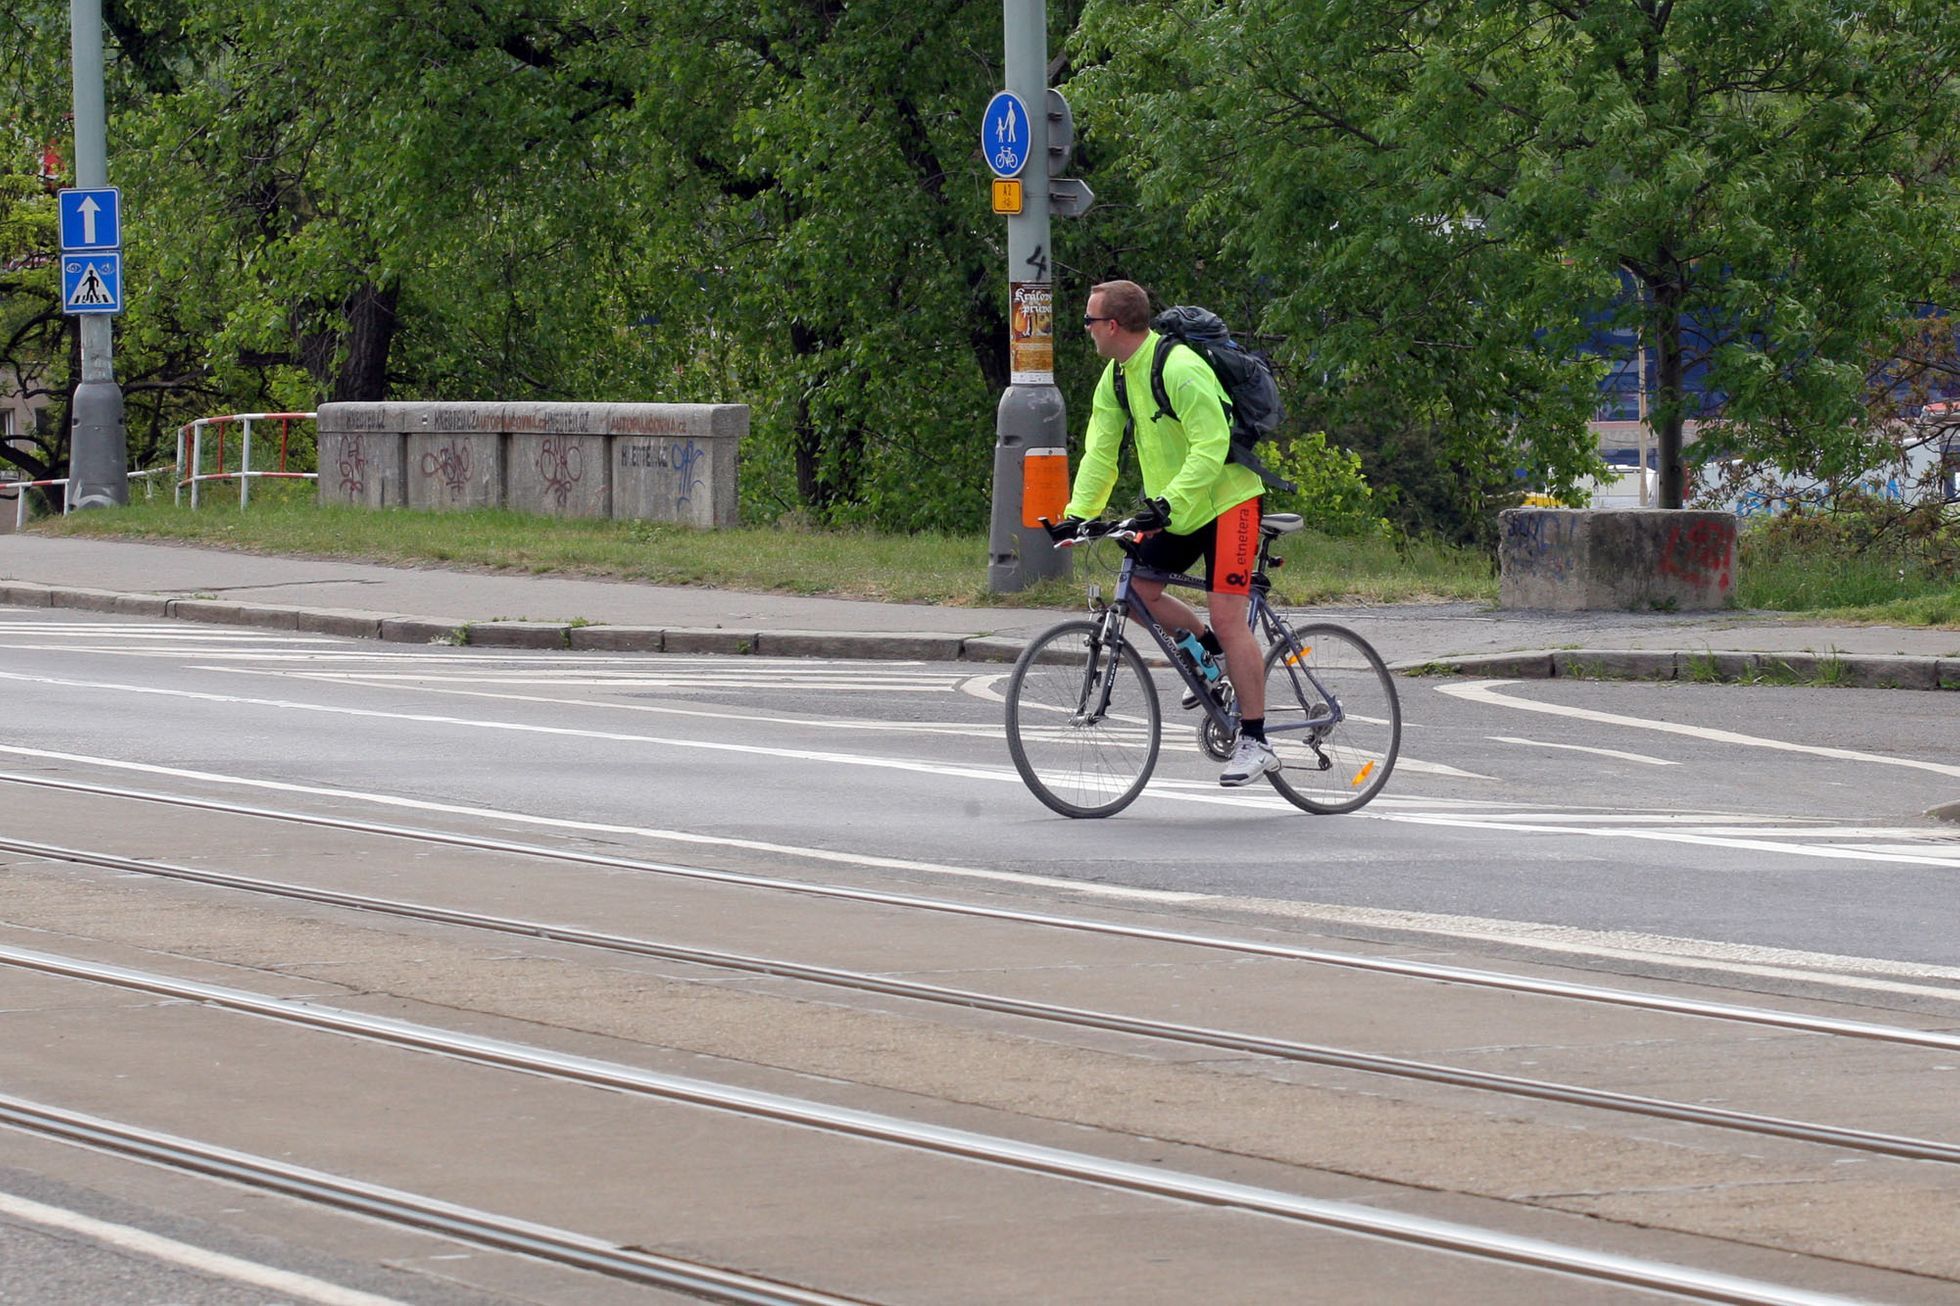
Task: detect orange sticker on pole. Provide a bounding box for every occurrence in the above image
[1021,447,1069,529]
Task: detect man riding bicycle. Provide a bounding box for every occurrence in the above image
[1047,279,1276,787]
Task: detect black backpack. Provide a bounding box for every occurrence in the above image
[1111,305,1297,494]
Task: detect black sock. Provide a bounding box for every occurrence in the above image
[1241,717,1265,742]
[1199,629,1224,659]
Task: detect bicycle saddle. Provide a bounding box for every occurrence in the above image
[1260,513,1304,535]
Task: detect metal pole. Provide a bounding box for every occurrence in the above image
[241,417,252,510]
[987,0,1069,593]
[67,0,128,510]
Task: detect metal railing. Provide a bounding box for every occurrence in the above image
[1,467,171,530]
[175,412,318,508]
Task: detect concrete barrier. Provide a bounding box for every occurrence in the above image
[1499,508,1738,611]
[317,401,746,526]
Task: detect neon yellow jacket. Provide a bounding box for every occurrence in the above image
[1062,332,1264,533]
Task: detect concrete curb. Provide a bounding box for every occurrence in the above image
[1399,648,1958,691]
[2,580,1954,689]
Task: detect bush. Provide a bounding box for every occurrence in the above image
[1738,492,1959,610]
[1254,432,1393,539]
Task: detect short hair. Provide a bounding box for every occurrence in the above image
[1091,280,1151,332]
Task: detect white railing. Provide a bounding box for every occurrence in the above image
[0,467,169,529]
[175,412,318,508]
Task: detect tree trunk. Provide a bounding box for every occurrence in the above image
[332,281,399,402]
[1653,280,1687,509]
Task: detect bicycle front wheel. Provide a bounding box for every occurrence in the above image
[1004,619,1162,818]
[1259,622,1401,814]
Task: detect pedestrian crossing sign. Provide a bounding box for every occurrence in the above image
[62,252,122,315]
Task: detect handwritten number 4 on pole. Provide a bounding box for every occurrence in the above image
[1025,245,1049,280]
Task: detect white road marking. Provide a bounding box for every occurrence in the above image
[1488,735,1677,766]
[0,744,1208,904]
[4,749,1955,1004]
[4,668,1953,865]
[1439,679,1960,780]
[0,1190,406,1305]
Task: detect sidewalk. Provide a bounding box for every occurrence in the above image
[2,535,1956,689]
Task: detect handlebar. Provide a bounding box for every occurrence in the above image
[1041,515,1152,550]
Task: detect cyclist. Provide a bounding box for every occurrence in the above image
[1046,279,1275,787]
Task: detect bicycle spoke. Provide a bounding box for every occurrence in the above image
[1004,620,1162,818]
[1258,622,1401,814]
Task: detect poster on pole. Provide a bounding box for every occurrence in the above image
[1009,282,1053,385]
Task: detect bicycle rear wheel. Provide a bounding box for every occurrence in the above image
[1005,619,1162,818]
[1258,622,1400,814]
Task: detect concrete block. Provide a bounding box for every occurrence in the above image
[317,430,407,508]
[406,433,503,511]
[1421,651,1556,678]
[1748,652,1821,683]
[44,586,128,614]
[1554,650,1676,680]
[295,608,390,639]
[110,593,171,617]
[166,599,300,630]
[1500,509,1737,611]
[507,433,610,518]
[758,630,965,661]
[380,616,471,645]
[0,583,52,608]
[1677,650,1752,682]
[1939,660,1960,691]
[959,637,1027,663]
[663,628,759,655]
[465,621,570,649]
[568,626,664,652]
[611,411,743,528]
[1831,655,1938,691]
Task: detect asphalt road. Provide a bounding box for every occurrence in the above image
[0,607,1953,965]
[3,607,1959,1304]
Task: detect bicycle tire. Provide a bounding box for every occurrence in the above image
[1004,619,1162,818]
[1258,622,1401,814]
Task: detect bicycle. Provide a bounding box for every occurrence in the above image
[1003,509,1402,819]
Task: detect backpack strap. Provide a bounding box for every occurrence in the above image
[1149,337,1180,424]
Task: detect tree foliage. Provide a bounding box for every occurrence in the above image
[8,1,1960,535]
[1075,0,1960,532]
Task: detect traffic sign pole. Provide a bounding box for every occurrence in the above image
[987,0,1068,593]
[66,0,128,509]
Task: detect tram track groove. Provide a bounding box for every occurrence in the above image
[0,1093,867,1306]
[0,943,1881,1306]
[6,832,1959,1170]
[3,770,1958,1054]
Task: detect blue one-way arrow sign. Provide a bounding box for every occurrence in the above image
[58,187,121,252]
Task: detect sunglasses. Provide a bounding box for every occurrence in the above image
[1082,315,1114,326]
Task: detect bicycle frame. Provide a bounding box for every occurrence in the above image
[1075,530,1343,743]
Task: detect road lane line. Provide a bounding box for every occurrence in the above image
[1440,679,1960,780]
[3,671,1953,867]
[0,746,1209,904]
[0,1190,406,1305]
[1488,736,1676,766]
[6,763,1959,998]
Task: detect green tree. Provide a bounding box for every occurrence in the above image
[1077,0,1960,524]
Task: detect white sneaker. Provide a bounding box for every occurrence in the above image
[1220,736,1280,787]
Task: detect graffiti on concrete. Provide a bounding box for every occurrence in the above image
[1504,511,1578,580]
[335,435,368,496]
[419,440,472,500]
[1657,519,1736,592]
[535,436,585,508]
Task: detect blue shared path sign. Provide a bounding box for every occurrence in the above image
[58,187,121,252]
[982,91,1031,178]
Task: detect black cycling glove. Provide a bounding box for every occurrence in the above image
[1127,497,1172,533]
[1043,516,1087,544]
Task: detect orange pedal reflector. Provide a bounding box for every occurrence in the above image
[1350,760,1376,788]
